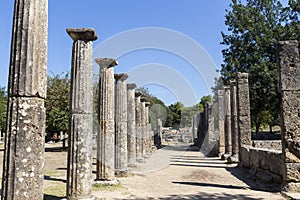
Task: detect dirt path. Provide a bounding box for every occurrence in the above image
[96,144,285,199]
[0,143,286,199]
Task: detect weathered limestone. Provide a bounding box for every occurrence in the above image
[140,98,148,157]
[135,92,144,163]
[192,114,198,142]
[114,73,129,175]
[127,83,137,167]
[218,89,225,155]
[95,58,118,181]
[228,80,239,163]
[236,72,251,147]
[66,28,97,200]
[145,102,152,154]
[1,0,48,199]
[222,86,232,160]
[155,118,163,147]
[277,40,300,192]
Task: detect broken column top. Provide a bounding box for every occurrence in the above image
[277,40,300,92]
[114,73,129,81]
[236,72,248,80]
[95,58,118,68]
[66,28,98,41]
[145,102,151,107]
[127,83,137,90]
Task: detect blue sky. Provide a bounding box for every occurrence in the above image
[0,1,231,106]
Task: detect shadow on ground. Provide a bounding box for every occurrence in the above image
[44,194,65,200]
[45,147,68,152]
[225,166,281,192]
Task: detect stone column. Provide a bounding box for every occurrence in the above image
[155,118,163,147]
[218,89,225,155]
[228,80,239,163]
[145,102,152,154]
[1,0,48,199]
[127,83,137,167]
[114,73,129,175]
[140,98,147,157]
[66,28,97,199]
[135,92,144,162]
[95,58,118,181]
[192,114,199,145]
[236,73,251,145]
[277,40,300,192]
[222,86,232,160]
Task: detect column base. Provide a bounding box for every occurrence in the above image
[137,157,145,163]
[115,168,131,177]
[128,162,138,168]
[227,154,239,163]
[221,153,231,160]
[94,179,119,186]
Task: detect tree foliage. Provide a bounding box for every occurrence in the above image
[221,0,299,133]
[0,86,7,133]
[45,72,70,134]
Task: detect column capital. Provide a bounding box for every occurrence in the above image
[135,91,142,97]
[114,73,129,81]
[145,102,151,107]
[140,97,148,103]
[95,58,118,68]
[230,79,236,86]
[66,28,98,41]
[127,83,137,90]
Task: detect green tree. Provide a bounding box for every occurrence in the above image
[45,72,70,134]
[0,86,7,133]
[166,102,184,128]
[221,0,299,133]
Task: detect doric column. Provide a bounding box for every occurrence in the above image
[140,98,147,157]
[114,73,129,175]
[95,58,118,181]
[218,89,225,155]
[228,80,239,163]
[66,28,97,199]
[135,92,144,162]
[127,83,137,167]
[222,86,232,160]
[1,0,48,199]
[277,40,300,192]
[155,118,163,147]
[145,102,152,154]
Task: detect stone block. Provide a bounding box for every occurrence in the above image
[284,163,300,182]
[277,40,300,91]
[240,146,250,167]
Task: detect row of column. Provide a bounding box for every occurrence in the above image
[67,37,154,200]
[219,73,251,163]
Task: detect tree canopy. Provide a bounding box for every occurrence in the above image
[45,72,70,134]
[0,86,7,133]
[221,0,299,133]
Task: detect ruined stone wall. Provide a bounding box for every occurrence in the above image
[240,146,283,183]
[252,140,282,150]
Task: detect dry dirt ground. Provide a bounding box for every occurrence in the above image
[0,142,287,199]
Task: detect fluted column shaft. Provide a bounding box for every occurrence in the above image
[2,0,48,199]
[96,58,118,180]
[66,28,97,199]
[127,84,137,167]
[115,73,129,173]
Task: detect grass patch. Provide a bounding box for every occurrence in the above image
[44,182,66,199]
[45,170,64,177]
[92,183,124,192]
